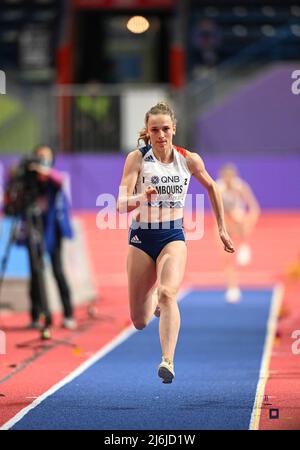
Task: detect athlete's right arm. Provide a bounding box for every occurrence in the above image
[117,150,144,213]
[240,180,261,234]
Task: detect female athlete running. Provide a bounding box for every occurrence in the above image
[117,102,234,383]
[216,164,260,303]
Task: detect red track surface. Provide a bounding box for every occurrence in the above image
[0,211,300,428]
[259,281,300,429]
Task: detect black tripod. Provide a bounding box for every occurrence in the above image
[25,205,52,340]
[0,207,52,340]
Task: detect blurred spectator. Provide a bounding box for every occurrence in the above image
[190,18,222,78]
[73,79,118,151]
[4,146,76,330]
[30,145,76,329]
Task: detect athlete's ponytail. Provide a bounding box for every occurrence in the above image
[138,127,150,146]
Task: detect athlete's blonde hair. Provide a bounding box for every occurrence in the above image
[138,101,176,146]
[219,163,238,178]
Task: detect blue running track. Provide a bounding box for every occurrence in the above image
[12,289,272,430]
[0,218,28,277]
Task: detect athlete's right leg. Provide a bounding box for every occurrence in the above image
[127,245,157,330]
[221,220,242,302]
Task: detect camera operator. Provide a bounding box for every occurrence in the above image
[6,145,76,330]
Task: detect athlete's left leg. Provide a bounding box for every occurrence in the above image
[156,241,187,365]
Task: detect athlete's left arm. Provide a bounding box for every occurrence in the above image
[186,151,235,253]
[240,180,261,233]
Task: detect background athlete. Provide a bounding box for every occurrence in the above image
[216,163,260,303]
[117,102,234,383]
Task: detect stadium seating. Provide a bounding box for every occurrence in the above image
[0,0,61,70]
[188,1,300,71]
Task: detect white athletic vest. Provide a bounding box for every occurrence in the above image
[135,144,191,208]
[216,177,246,212]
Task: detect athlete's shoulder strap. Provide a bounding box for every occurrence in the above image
[174,145,188,157]
[139,144,152,157]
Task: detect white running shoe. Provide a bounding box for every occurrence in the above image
[236,243,251,266]
[158,357,175,384]
[62,318,77,330]
[225,287,242,304]
[154,305,161,318]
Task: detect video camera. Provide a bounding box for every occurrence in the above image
[3,156,47,217]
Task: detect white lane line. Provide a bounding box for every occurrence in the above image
[0,326,136,430]
[1,289,191,430]
[249,284,284,430]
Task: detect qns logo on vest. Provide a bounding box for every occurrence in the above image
[151,176,159,185]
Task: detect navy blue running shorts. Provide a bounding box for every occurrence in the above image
[128,218,185,262]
